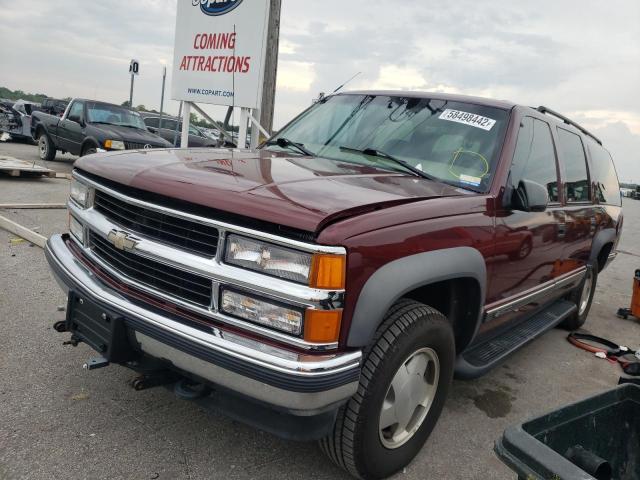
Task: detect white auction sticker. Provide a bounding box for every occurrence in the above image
[439,109,496,131]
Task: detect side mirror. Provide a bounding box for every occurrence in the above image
[147,127,157,133]
[68,115,82,125]
[512,179,549,212]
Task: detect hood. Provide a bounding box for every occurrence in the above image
[75,148,470,233]
[89,123,170,147]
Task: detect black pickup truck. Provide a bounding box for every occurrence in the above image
[31,99,172,161]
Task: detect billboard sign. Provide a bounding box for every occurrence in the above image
[171,0,270,109]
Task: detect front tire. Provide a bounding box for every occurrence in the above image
[320,299,455,479]
[38,132,56,161]
[561,262,598,330]
[82,145,98,156]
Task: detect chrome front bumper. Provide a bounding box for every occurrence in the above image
[45,234,361,415]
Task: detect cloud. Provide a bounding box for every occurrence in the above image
[0,0,638,175]
[277,61,316,92]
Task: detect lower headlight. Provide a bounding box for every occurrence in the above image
[220,289,303,336]
[69,215,84,244]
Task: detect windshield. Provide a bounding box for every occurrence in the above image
[264,94,510,191]
[86,102,147,129]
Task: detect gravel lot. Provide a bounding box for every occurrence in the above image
[1,141,639,480]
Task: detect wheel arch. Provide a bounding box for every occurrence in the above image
[33,123,47,140]
[80,138,100,156]
[590,228,616,272]
[346,247,486,353]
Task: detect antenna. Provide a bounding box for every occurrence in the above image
[332,72,362,94]
[314,72,362,104]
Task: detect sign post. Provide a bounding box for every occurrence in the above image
[171,0,272,147]
[128,59,140,107]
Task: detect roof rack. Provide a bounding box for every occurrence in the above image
[537,106,602,145]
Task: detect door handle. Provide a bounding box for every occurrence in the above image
[557,211,567,239]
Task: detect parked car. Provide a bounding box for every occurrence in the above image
[45,92,622,479]
[41,98,69,117]
[139,112,218,148]
[31,99,172,160]
[0,99,41,142]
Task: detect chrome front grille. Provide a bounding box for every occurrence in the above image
[125,142,151,150]
[94,189,219,257]
[90,231,213,308]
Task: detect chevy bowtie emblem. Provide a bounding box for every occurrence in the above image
[107,229,139,252]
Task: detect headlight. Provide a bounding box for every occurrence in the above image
[104,139,125,150]
[225,234,312,284]
[69,214,84,244]
[225,234,346,289]
[70,179,90,208]
[221,289,303,335]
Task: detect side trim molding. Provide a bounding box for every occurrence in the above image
[484,267,586,321]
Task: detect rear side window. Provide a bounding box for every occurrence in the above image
[510,117,559,202]
[145,117,159,128]
[587,139,620,206]
[556,128,590,203]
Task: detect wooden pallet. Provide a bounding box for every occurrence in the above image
[0,156,56,178]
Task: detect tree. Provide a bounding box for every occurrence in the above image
[136,104,147,112]
[121,101,131,108]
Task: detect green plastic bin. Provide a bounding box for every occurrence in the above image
[495,384,640,480]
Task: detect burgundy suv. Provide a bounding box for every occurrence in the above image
[46,92,622,479]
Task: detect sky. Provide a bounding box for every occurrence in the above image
[1,0,639,181]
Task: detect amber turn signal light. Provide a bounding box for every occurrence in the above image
[309,254,346,289]
[304,309,342,343]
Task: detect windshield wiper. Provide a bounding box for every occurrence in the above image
[265,137,315,157]
[339,146,436,181]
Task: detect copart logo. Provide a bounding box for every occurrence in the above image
[192,0,243,16]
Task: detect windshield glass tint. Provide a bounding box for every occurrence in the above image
[266,94,509,191]
[86,102,147,129]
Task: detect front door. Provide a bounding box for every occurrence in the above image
[483,116,564,332]
[58,100,85,155]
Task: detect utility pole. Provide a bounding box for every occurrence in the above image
[159,66,167,129]
[257,0,281,142]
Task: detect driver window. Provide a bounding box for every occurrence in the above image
[510,117,559,203]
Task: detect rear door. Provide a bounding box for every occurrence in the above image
[555,127,595,272]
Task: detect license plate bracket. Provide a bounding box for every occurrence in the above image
[66,292,137,363]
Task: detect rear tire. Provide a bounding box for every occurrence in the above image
[38,132,56,161]
[319,299,455,479]
[561,262,598,330]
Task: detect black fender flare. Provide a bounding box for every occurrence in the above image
[346,247,487,348]
[590,228,616,269]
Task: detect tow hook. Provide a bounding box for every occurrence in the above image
[130,371,179,391]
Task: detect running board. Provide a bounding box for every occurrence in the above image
[455,300,577,379]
